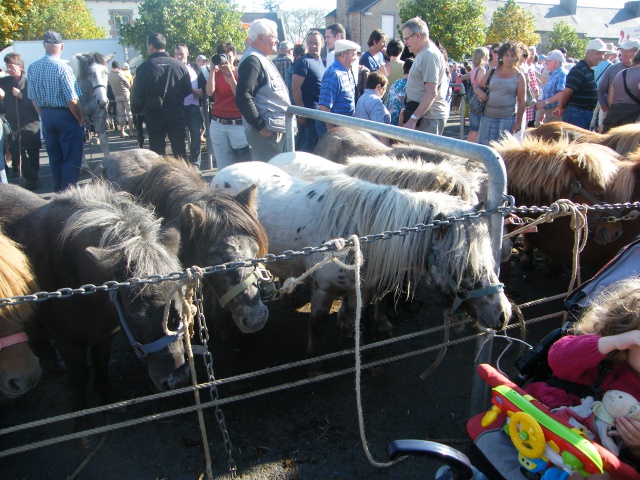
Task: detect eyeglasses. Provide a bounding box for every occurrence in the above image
[492,49,499,54]
[403,32,416,42]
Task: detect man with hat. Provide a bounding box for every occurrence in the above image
[27,30,84,193]
[593,42,618,86]
[318,38,360,139]
[401,17,449,135]
[553,38,607,129]
[598,38,640,123]
[535,50,567,124]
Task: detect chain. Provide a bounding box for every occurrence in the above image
[1,200,639,308]
[193,276,237,477]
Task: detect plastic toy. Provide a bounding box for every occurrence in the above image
[482,384,603,476]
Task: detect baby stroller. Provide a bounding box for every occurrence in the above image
[388,237,640,479]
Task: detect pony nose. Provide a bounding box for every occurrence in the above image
[97,99,108,108]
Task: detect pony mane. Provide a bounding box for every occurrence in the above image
[344,155,483,203]
[601,123,640,155]
[492,134,620,204]
[0,231,38,326]
[57,183,181,283]
[525,121,606,144]
[611,158,640,202]
[113,155,268,257]
[313,175,494,294]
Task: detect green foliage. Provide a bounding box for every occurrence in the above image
[119,0,246,59]
[263,0,283,12]
[486,0,540,47]
[398,0,486,61]
[548,20,587,58]
[1,0,104,49]
[282,8,328,44]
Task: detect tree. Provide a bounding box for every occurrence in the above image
[398,0,486,61]
[486,0,540,47]
[282,8,328,44]
[1,0,104,49]
[548,20,587,59]
[263,0,283,12]
[119,0,246,59]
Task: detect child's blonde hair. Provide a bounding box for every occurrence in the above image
[572,277,640,363]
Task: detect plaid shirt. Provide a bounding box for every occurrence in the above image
[540,67,567,110]
[27,54,81,108]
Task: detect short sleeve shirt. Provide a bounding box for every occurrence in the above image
[404,43,449,120]
[319,59,357,116]
[565,59,598,110]
[28,54,81,108]
[292,54,326,109]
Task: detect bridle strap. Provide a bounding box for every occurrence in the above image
[0,332,29,350]
[108,290,184,359]
[216,265,274,308]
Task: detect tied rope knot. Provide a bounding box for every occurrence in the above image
[278,237,357,295]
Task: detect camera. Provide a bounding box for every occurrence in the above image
[211,53,228,66]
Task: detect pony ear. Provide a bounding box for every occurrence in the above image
[105,52,116,63]
[234,185,258,216]
[85,246,121,277]
[432,213,449,240]
[73,53,88,63]
[179,203,205,243]
[160,219,182,256]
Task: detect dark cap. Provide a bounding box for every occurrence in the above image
[43,31,63,45]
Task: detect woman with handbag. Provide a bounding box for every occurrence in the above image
[602,49,640,133]
[460,47,489,143]
[475,41,526,146]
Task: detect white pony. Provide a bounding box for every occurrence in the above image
[211,162,511,356]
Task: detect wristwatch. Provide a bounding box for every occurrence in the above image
[410,114,419,121]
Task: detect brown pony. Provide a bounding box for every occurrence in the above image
[492,134,623,267]
[0,231,40,398]
[526,122,640,156]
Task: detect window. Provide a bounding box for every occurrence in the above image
[109,9,133,38]
[381,15,394,40]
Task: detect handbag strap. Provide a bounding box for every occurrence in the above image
[622,69,640,106]
[161,64,172,100]
[485,68,496,89]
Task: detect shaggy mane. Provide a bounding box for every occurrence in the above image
[492,134,620,204]
[313,175,495,295]
[601,123,640,155]
[0,232,39,326]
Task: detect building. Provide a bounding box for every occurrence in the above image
[85,0,142,39]
[326,0,640,53]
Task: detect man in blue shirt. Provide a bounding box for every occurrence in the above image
[318,39,360,139]
[27,31,84,193]
[360,29,389,76]
[291,30,325,152]
[535,50,567,124]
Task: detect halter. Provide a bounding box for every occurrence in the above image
[427,246,505,314]
[216,264,277,308]
[570,180,619,224]
[0,332,29,351]
[108,290,184,360]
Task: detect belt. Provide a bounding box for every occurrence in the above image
[211,116,242,126]
[40,106,69,110]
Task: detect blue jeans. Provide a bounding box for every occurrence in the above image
[40,108,84,192]
[184,104,203,166]
[315,119,327,142]
[562,105,594,130]
[298,119,319,153]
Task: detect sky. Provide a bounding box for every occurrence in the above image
[234,0,627,12]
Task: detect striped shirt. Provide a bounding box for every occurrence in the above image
[565,59,598,110]
[319,59,356,116]
[540,66,567,110]
[27,54,81,108]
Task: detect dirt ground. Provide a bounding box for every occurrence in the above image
[0,248,583,480]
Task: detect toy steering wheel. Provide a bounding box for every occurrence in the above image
[509,411,546,458]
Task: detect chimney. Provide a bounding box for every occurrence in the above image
[560,0,578,15]
[625,1,640,17]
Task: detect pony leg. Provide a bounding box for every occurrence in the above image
[307,286,335,359]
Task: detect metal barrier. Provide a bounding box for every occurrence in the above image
[284,105,507,414]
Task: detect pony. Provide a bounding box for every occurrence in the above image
[99,149,270,335]
[312,126,466,165]
[0,231,40,398]
[0,183,189,438]
[71,52,114,163]
[492,134,623,268]
[211,162,511,357]
[525,122,640,156]
[269,152,483,203]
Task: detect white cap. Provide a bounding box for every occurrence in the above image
[334,39,361,54]
[545,50,565,64]
[585,38,608,52]
[619,38,640,50]
[122,63,130,69]
[605,42,617,54]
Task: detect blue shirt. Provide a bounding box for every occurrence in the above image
[292,53,326,109]
[541,67,567,110]
[386,78,407,126]
[355,89,391,124]
[319,59,357,116]
[593,60,612,85]
[27,54,81,108]
[565,59,598,110]
[360,51,385,72]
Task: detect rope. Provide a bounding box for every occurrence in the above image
[279,238,350,294]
